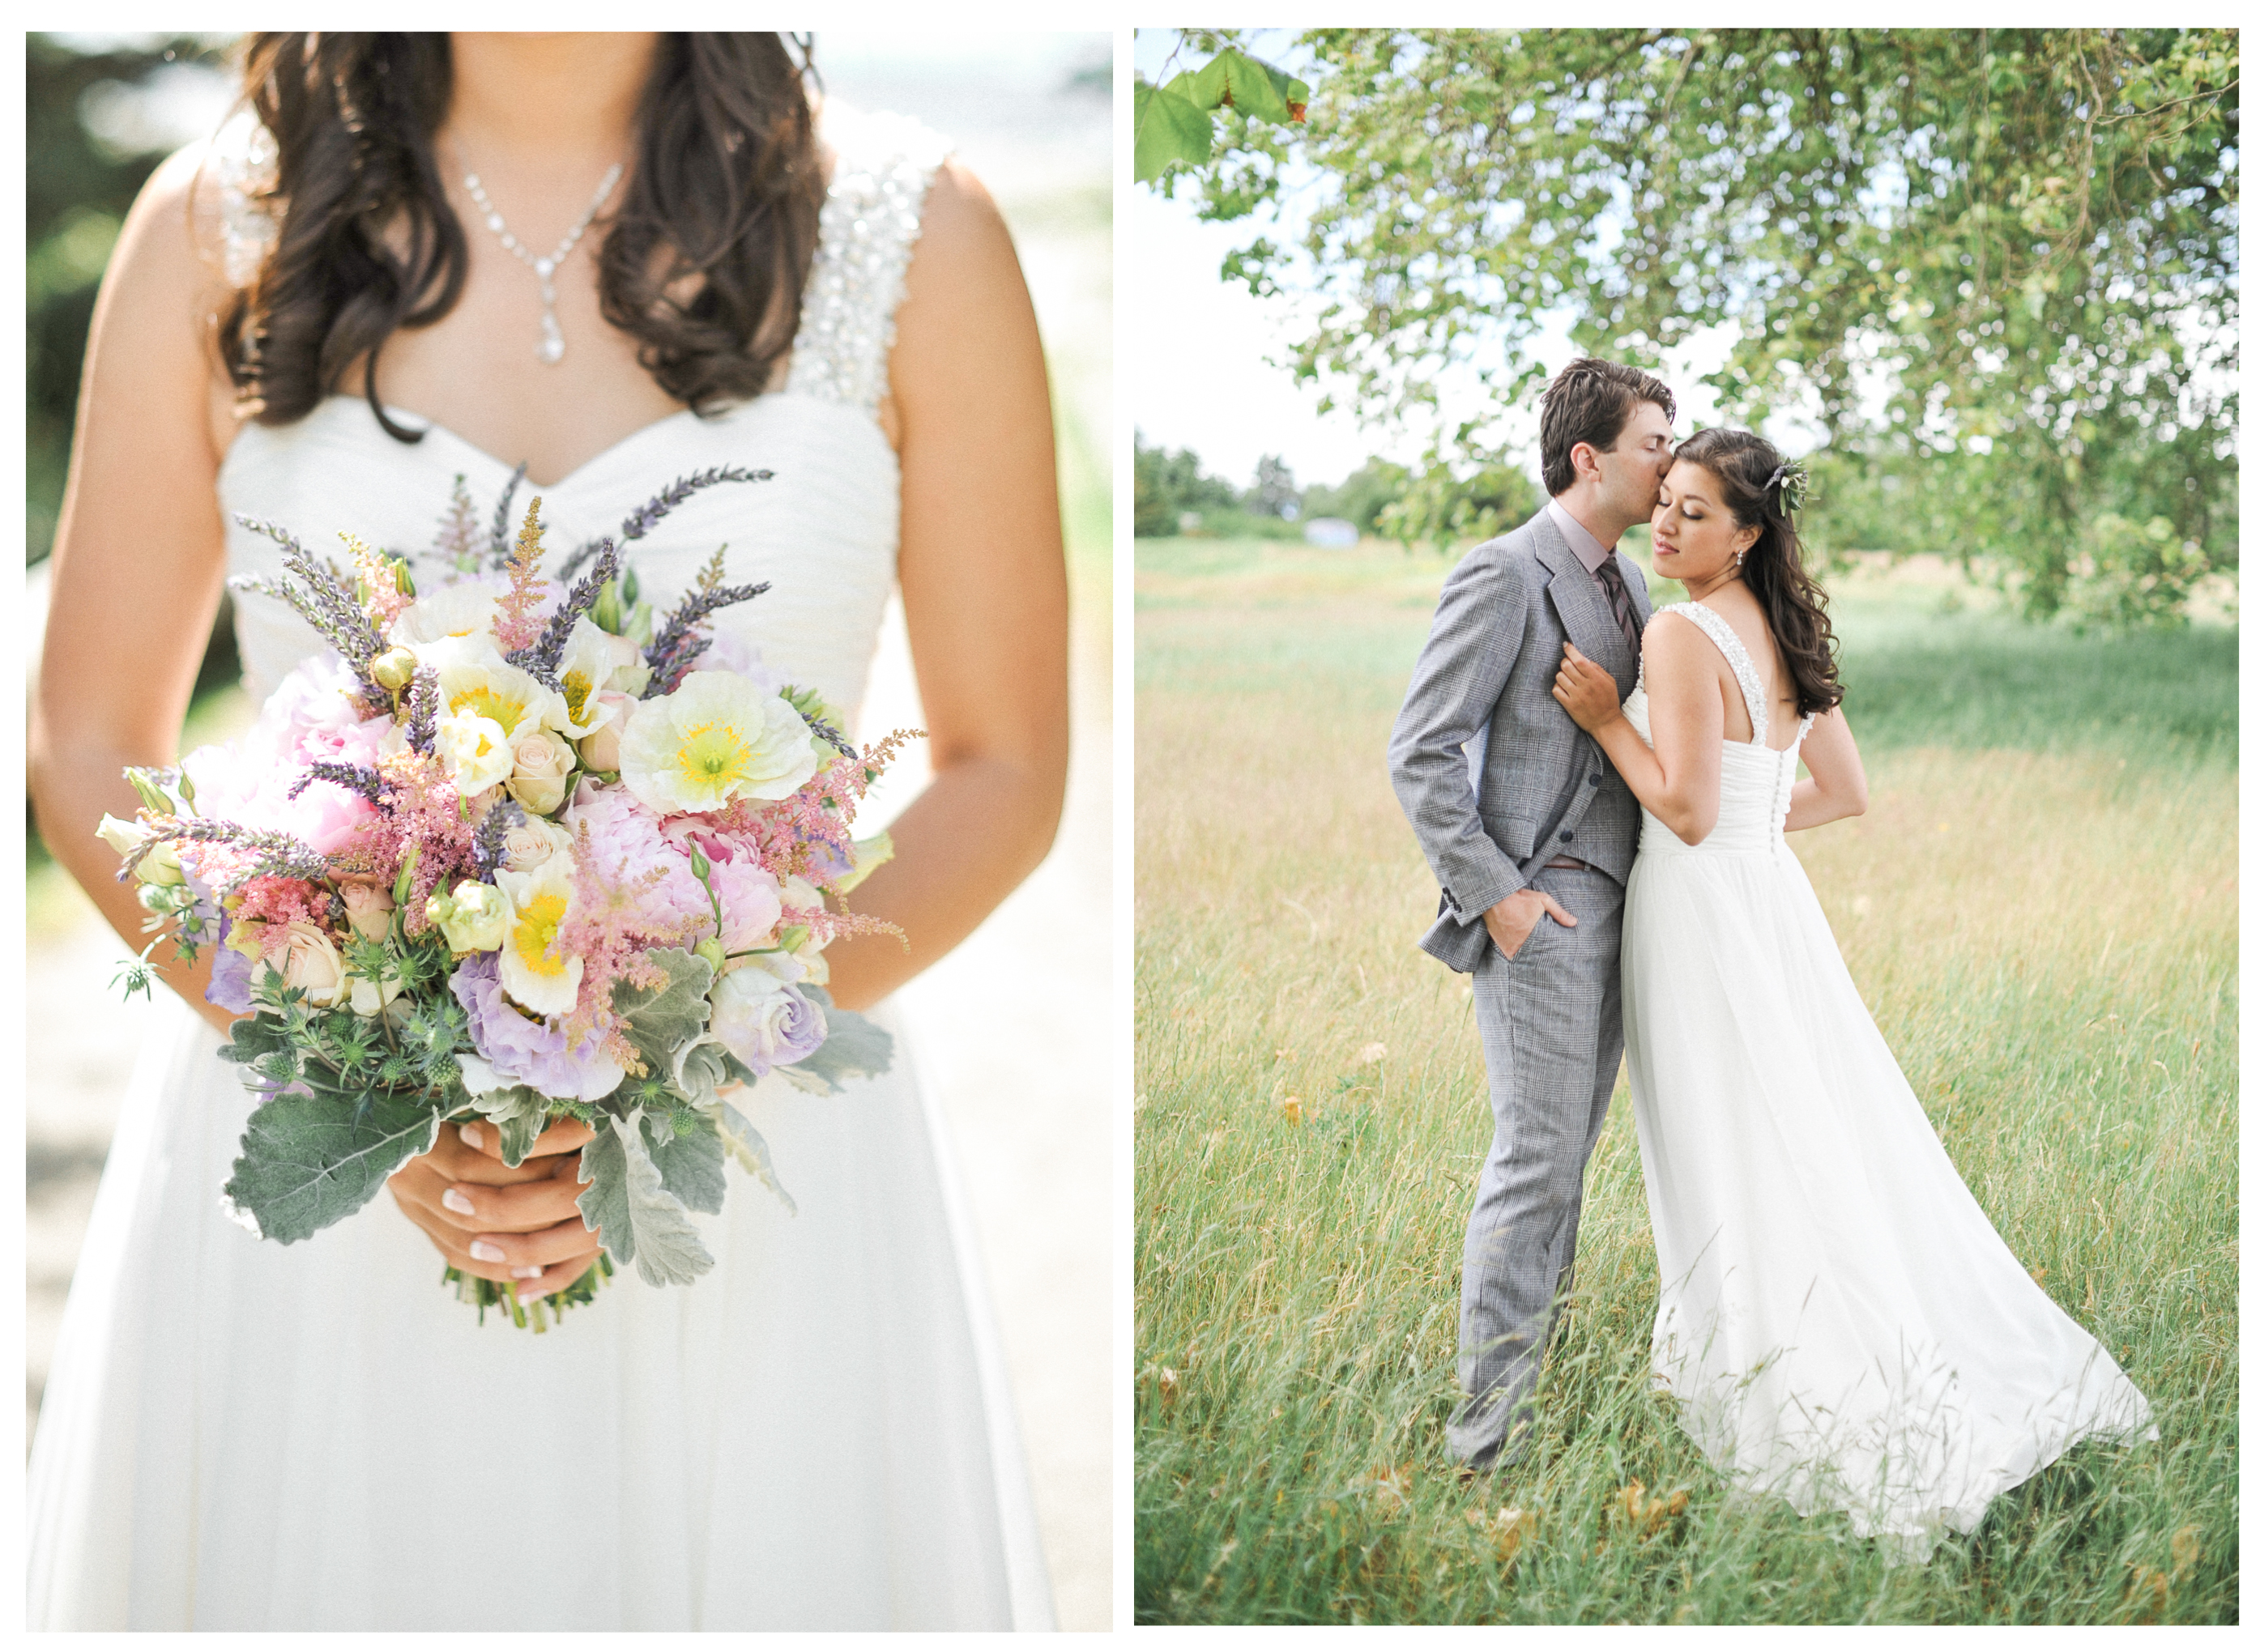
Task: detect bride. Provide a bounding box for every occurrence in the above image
[1548,427,2154,1562]
[28,32,1065,1629]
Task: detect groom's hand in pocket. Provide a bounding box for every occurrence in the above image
[1483,887,1576,960]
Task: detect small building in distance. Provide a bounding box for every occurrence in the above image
[1302,517,1358,549]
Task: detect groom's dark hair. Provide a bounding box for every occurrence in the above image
[1539,358,1677,496]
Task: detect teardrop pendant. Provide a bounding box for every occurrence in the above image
[538,311,565,364]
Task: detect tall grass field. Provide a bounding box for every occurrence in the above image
[1134,537,2236,1625]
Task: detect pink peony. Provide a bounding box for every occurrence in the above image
[182,654,390,855]
[559,779,711,937]
[659,822,783,951]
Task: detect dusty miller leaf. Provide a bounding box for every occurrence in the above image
[772,987,893,1096]
[642,1109,726,1216]
[575,1109,714,1287]
[222,1085,441,1245]
[609,947,714,1075]
[710,1099,796,1216]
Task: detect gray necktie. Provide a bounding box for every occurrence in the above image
[1593,557,1640,651]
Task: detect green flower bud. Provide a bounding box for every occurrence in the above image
[695,937,728,973]
[371,646,420,692]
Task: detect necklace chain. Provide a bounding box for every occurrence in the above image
[461,160,625,365]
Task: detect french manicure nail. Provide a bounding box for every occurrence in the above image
[458,1122,484,1150]
[512,1265,544,1280]
[469,1239,505,1263]
[441,1187,476,1217]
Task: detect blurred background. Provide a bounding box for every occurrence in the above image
[24,29,1111,1629]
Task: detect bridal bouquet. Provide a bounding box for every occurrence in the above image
[105,470,915,1328]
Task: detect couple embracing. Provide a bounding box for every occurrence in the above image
[1388,358,2155,1562]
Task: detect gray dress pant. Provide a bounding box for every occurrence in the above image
[1447,864,1625,1467]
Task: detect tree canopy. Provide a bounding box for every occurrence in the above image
[1150,28,2239,622]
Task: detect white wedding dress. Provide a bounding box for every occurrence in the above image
[27,109,1054,1630]
[1617,602,2155,1564]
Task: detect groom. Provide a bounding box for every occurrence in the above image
[1387,357,1676,1471]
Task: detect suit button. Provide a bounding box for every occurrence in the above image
[1559,829,1574,842]
[1588,772,1601,786]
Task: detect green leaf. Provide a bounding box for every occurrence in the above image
[711,1099,796,1216]
[1186,48,1298,124]
[771,986,895,1096]
[609,947,714,1076]
[642,1109,726,1216]
[575,1110,715,1288]
[1135,79,1213,183]
[221,1085,442,1245]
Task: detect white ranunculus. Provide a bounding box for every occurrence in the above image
[494,859,582,1018]
[427,879,511,954]
[434,713,517,794]
[617,671,820,816]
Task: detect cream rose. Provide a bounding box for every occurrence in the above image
[270,921,348,1008]
[501,815,576,874]
[340,883,395,942]
[505,729,577,816]
[575,692,638,772]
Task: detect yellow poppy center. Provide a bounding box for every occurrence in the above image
[561,668,595,724]
[674,720,757,796]
[511,892,570,977]
[451,685,529,730]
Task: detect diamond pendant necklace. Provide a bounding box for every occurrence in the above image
[460,158,625,364]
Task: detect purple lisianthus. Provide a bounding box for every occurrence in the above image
[450,954,625,1102]
[709,965,826,1079]
[206,944,257,1015]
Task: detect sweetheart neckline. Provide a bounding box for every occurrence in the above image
[218,391,882,497]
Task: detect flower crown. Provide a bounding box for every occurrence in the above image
[1763,457,1811,518]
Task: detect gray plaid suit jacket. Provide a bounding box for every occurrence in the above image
[1388,507,1653,970]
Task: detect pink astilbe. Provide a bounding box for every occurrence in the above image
[706,726,923,884]
[492,496,554,654]
[429,473,481,572]
[343,532,411,633]
[778,901,905,948]
[343,751,482,933]
[556,824,706,1071]
[233,875,330,932]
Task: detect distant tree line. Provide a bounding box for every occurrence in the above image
[1135,433,1541,546]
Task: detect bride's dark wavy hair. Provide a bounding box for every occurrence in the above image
[215,32,825,442]
[1672,427,1844,717]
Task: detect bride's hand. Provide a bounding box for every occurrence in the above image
[1552,642,1624,734]
[386,1119,606,1300]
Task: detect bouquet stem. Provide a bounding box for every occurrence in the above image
[443,1251,614,1331]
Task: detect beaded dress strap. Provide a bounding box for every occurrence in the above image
[207,110,280,290]
[1661,602,1768,747]
[785,108,952,416]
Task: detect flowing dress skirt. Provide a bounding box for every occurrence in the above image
[28,993,1052,1629]
[1619,836,2155,1563]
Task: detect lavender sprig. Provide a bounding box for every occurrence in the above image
[800,710,856,760]
[555,465,773,583]
[405,666,441,756]
[641,578,772,698]
[511,539,621,683]
[123,817,330,888]
[470,797,527,883]
[288,761,385,806]
[486,463,529,569]
[646,636,712,699]
[230,517,389,695]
